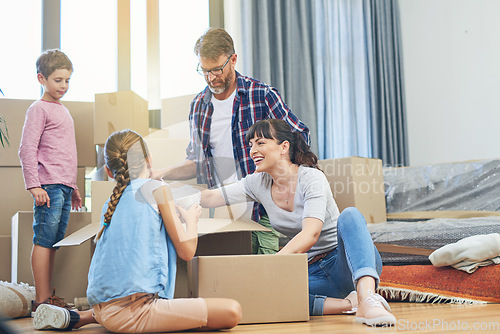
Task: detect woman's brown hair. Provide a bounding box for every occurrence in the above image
[245,119,319,168]
[94,130,149,242]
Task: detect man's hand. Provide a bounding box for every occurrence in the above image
[72,189,82,210]
[29,187,50,207]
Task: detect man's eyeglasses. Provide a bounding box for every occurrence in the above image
[197,55,232,76]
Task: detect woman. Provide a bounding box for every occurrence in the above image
[201,119,396,326]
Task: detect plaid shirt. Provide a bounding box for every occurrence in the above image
[186,72,310,220]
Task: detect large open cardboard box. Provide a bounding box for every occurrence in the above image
[318,157,387,223]
[53,214,269,299]
[188,254,309,324]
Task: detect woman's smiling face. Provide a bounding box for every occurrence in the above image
[249,136,287,173]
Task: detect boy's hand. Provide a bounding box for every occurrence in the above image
[72,189,82,210]
[29,187,50,207]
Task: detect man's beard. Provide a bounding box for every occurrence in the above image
[207,75,232,95]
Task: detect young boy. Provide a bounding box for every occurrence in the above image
[18,49,82,314]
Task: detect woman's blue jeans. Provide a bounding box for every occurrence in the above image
[308,207,382,316]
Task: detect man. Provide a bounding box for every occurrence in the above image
[157,28,310,254]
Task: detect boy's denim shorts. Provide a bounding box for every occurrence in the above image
[33,184,73,249]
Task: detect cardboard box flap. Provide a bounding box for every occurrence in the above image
[197,218,269,235]
[55,218,269,247]
[54,223,101,247]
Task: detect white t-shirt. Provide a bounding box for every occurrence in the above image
[210,89,253,220]
[210,89,238,185]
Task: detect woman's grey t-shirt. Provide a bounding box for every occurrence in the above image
[222,165,339,260]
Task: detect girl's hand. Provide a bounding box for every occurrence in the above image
[176,204,202,226]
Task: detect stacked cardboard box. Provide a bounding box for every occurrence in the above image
[11,212,92,301]
[0,236,11,281]
[160,93,196,129]
[94,91,149,145]
[0,167,86,280]
[0,98,96,167]
[318,157,387,224]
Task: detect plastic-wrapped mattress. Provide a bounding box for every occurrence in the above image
[384,159,500,213]
[369,217,500,264]
[372,160,500,264]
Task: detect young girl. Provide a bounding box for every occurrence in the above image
[201,119,396,326]
[33,129,241,332]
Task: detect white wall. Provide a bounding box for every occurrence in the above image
[399,0,500,166]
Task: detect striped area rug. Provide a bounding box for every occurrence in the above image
[377,264,500,304]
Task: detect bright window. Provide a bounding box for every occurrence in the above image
[0,0,209,102]
[159,0,209,98]
[131,0,148,101]
[61,0,117,102]
[0,0,42,100]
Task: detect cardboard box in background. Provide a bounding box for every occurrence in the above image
[163,121,190,139]
[0,167,36,235]
[0,98,96,167]
[94,91,149,145]
[90,181,116,225]
[11,212,92,301]
[188,254,309,324]
[143,137,190,169]
[64,100,97,167]
[0,167,86,236]
[0,99,33,167]
[318,157,387,224]
[161,94,196,128]
[0,235,11,281]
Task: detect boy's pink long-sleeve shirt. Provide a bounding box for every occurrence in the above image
[18,100,78,190]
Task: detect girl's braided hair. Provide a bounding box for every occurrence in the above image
[94,129,149,242]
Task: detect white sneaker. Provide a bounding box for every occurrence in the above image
[33,304,70,330]
[355,290,396,326]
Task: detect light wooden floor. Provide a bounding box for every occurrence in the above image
[4,302,500,334]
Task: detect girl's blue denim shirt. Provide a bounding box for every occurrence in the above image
[87,179,177,306]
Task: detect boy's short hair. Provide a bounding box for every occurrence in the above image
[36,49,73,79]
[194,28,235,60]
